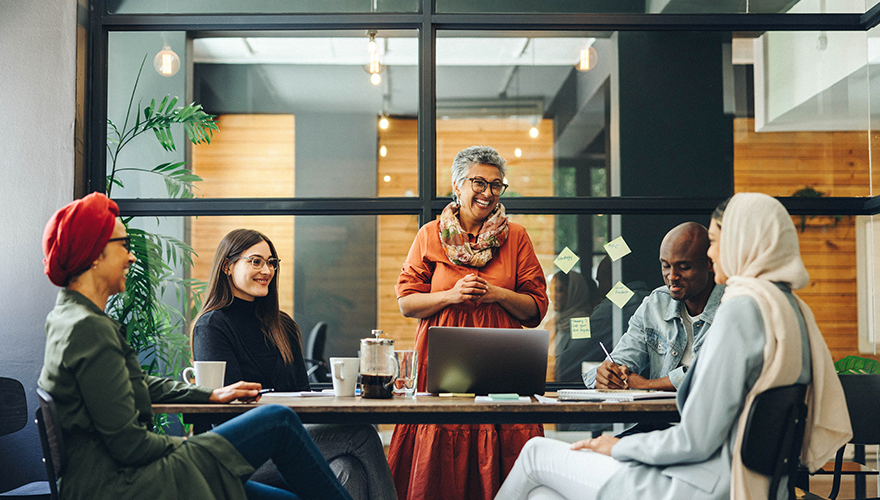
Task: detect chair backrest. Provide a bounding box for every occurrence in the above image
[837,374,880,445]
[305,322,330,383]
[36,387,65,499]
[0,377,28,437]
[741,383,808,500]
[306,322,328,362]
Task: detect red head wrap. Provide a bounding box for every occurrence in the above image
[42,192,120,287]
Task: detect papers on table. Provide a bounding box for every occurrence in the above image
[261,389,338,397]
[474,395,531,403]
[556,389,676,402]
[534,394,559,404]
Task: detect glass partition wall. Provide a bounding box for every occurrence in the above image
[88,0,880,393]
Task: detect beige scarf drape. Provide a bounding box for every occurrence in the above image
[720,193,852,500]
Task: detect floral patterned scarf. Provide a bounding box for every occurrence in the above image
[438,202,509,267]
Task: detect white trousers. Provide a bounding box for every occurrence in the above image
[495,437,624,500]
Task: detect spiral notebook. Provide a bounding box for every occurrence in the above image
[557,389,677,402]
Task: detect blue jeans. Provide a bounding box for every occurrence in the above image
[212,404,353,500]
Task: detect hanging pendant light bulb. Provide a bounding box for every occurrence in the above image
[364,31,385,86]
[575,45,598,72]
[154,45,181,77]
[369,51,382,85]
[367,31,378,54]
[379,116,390,129]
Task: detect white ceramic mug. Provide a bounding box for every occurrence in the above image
[182,361,226,389]
[330,357,359,397]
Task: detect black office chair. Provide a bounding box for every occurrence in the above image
[741,383,809,500]
[35,388,64,500]
[814,374,880,500]
[0,377,51,499]
[304,322,330,384]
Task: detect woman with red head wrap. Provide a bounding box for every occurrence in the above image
[38,193,353,500]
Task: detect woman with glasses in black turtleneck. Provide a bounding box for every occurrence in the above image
[192,228,397,500]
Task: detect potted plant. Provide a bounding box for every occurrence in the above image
[105,56,218,431]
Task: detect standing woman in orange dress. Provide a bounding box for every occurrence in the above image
[387,146,549,500]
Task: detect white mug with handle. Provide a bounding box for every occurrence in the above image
[182,361,227,390]
[330,357,359,397]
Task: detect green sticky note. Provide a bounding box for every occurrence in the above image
[570,317,591,339]
[604,236,632,262]
[607,281,635,309]
[488,393,520,400]
[554,247,580,274]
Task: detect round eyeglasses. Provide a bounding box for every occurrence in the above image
[108,236,132,253]
[466,177,508,196]
[233,256,280,271]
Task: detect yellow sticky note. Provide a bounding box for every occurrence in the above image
[570,317,591,339]
[604,237,632,262]
[554,247,580,274]
[606,281,635,309]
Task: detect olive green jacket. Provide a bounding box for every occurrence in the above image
[39,289,254,500]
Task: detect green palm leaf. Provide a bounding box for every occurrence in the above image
[835,355,880,375]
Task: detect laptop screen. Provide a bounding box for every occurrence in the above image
[426,326,549,396]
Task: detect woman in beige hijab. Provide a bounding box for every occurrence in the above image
[496,192,851,500]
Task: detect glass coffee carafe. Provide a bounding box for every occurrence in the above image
[360,330,397,399]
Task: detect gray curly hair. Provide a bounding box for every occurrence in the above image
[450,146,507,204]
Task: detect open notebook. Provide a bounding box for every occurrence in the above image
[556,389,677,402]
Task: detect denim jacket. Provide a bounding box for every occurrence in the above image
[583,283,724,389]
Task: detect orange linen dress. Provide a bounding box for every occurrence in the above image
[388,220,549,500]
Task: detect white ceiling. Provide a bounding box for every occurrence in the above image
[193,37,596,66]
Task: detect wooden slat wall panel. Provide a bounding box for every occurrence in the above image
[377,119,421,349]
[191,115,296,316]
[734,117,869,361]
[436,118,555,199]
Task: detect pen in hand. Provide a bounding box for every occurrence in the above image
[598,341,615,364]
[599,341,628,389]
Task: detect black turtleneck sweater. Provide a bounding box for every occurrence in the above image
[193,298,310,391]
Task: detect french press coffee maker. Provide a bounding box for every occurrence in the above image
[360,330,397,399]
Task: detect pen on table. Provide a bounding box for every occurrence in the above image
[599,341,628,388]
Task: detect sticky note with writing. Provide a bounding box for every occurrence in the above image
[554,247,579,274]
[604,237,632,262]
[570,317,591,339]
[606,281,635,309]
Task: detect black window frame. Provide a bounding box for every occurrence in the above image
[86,0,880,224]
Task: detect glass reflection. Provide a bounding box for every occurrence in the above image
[108,31,419,199]
[435,0,862,14]
[109,0,417,14]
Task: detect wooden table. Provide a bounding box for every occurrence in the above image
[153,393,680,426]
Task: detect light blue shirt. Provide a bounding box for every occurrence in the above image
[583,284,725,389]
[597,284,811,500]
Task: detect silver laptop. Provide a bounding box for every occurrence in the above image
[426,326,550,395]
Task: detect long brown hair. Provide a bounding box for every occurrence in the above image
[193,228,301,365]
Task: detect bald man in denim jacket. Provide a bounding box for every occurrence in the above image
[584,222,724,391]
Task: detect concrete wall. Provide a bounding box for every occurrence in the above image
[0,0,76,491]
